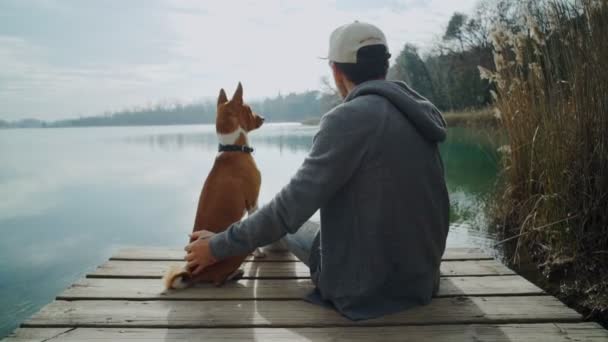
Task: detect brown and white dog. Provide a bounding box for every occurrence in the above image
[163,82,264,289]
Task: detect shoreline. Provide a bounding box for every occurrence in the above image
[301,107,498,128]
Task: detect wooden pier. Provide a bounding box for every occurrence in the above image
[4,222,607,341]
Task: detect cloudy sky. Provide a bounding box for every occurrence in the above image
[0,0,478,121]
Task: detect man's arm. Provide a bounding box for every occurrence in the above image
[209,103,379,260]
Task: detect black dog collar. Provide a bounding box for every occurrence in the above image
[218,144,254,153]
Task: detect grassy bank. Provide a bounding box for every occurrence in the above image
[300,117,322,126]
[487,0,608,324]
[443,108,497,128]
[302,107,497,127]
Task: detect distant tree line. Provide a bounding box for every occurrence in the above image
[1,118,48,129]
[51,102,218,127]
[0,90,344,128]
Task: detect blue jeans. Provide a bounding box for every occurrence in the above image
[281,222,320,267]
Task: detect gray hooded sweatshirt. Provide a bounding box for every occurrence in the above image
[210,80,450,320]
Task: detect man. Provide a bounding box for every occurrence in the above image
[185,21,450,320]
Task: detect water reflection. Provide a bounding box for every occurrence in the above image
[442,127,501,253]
[125,123,315,155]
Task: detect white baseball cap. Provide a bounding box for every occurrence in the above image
[327,21,389,63]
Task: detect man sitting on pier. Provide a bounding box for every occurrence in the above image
[185,21,450,320]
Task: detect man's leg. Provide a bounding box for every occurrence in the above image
[281,222,320,267]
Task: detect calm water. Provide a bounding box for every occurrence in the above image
[0,123,499,337]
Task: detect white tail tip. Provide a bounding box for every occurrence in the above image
[163,265,190,290]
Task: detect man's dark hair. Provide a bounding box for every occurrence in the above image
[333,44,391,85]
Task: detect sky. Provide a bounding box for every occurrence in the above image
[0,0,478,121]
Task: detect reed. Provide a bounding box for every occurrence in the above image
[486,0,608,321]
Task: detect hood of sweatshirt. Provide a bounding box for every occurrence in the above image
[345,80,447,142]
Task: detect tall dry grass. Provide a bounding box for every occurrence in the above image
[484,0,608,319]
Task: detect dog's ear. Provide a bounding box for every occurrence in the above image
[231,82,243,105]
[217,88,228,106]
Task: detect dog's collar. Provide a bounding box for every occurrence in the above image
[218,144,254,153]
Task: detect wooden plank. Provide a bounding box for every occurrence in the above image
[1,328,72,342]
[440,260,514,276]
[58,276,544,301]
[112,248,297,261]
[23,296,581,328]
[4,323,607,341]
[89,260,311,279]
[5,323,608,342]
[111,247,491,261]
[88,259,514,279]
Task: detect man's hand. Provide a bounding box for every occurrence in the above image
[184,230,218,275]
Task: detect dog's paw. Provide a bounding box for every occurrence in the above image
[163,265,191,290]
[252,248,266,258]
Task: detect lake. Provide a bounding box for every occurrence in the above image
[0,123,499,337]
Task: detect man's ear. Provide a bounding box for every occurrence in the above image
[217,88,228,106]
[331,64,348,99]
[231,82,243,105]
[331,63,342,83]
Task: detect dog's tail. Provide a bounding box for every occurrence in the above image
[163,265,191,290]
